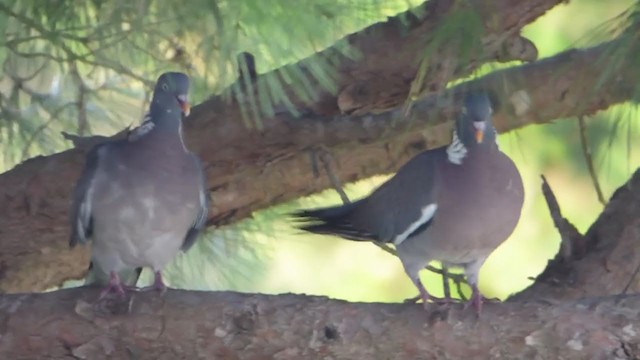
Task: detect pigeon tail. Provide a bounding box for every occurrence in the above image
[292,200,378,242]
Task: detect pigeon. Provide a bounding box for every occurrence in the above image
[69,72,208,298]
[294,92,524,313]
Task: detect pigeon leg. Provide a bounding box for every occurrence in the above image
[469,282,483,315]
[464,283,501,315]
[400,258,448,307]
[99,271,126,299]
[416,278,429,302]
[135,271,167,293]
[152,271,167,293]
[463,259,487,314]
[414,277,431,309]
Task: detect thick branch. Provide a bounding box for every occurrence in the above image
[513,168,640,302]
[1,289,640,359]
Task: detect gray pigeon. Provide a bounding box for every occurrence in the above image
[69,72,208,297]
[294,92,524,313]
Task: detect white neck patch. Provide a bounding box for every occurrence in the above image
[446,130,467,165]
[128,118,155,142]
[128,111,187,152]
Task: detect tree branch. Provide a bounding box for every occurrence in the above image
[577,116,607,206]
[513,168,640,302]
[1,288,639,359]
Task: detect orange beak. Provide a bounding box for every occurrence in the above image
[177,94,191,116]
[180,101,191,117]
[473,121,486,144]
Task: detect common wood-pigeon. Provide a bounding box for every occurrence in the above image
[69,72,208,298]
[294,92,524,313]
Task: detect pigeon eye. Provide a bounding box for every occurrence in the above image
[161,83,169,91]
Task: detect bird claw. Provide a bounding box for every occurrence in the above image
[406,277,460,310]
[403,295,421,304]
[463,296,481,315]
[153,271,167,294]
[404,293,459,306]
[95,270,167,300]
[462,285,500,315]
[429,295,459,305]
[132,271,167,294]
[98,272,126,300]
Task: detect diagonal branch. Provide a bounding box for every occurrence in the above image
[577,116,607,206]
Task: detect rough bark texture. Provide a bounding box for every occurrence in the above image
[512,168,640,303]
[1,291,640,359]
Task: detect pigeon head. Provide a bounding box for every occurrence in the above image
[151,72,191,117]
[454,92,495,149]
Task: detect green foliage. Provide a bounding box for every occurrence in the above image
[408,5,484,104]
[0,0,422,168]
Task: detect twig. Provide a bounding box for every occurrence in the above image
[70,62,88,135]
[577,116,606,206]
[5,58,47,83]
[370,242,444,281]
[541,175,585,261]
[0,3,88,43]
[534,173,596,289]
[621,261,640,295]
[21,103,75,158]
[534,175,587,287]
[314,146,350,205]
[441,263,451,300]
[374,240,467,288]
[403,264,468,303]
[455,278,469,301]
[372,241,397,256]
[237,52,258,83]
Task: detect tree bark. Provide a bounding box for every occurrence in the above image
[512,168,640,303]
[0,0,635,294]
[1,291,639,359]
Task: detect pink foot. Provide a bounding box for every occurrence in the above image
[463,283,498,315]
[136,271,167,294]
[415,277,448,309]
[98,271,126,300]
[152,271,166,293]
[403,275,458,307]
[470,287,483,315]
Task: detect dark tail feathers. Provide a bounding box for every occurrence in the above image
[292,200,377,242]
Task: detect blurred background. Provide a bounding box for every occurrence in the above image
[0,0,638,302]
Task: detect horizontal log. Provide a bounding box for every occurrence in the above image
[1,289,638,359]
